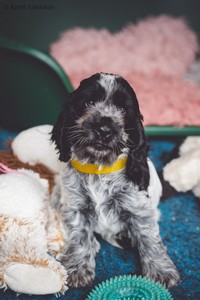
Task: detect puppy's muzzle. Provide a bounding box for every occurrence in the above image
[92,117,116,145]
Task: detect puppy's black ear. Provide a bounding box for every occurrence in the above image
[125,102,150,191]
[51,98,74,162]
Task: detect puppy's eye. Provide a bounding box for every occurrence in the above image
[85,100,94,107]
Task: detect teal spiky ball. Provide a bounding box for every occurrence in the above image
[86,275,173,300]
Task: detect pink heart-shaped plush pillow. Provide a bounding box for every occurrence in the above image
[50,15,199,87]
[50,15,200,127]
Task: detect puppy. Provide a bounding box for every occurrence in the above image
[51,73,180,288]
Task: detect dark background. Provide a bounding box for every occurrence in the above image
[0,0,200,53]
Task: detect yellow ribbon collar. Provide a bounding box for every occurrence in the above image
[70,156,127,175]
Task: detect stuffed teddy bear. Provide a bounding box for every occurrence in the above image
[0,164,68,295]
[163,136,200,198]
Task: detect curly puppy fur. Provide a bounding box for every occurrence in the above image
[51,73,180,288]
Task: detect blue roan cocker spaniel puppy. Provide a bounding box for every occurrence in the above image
[51,73,180,288]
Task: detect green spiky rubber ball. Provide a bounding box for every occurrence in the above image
[86,275,173,300]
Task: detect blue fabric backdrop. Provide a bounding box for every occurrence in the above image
[0,131,199,300]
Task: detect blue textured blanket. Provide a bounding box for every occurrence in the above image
[0,131,199,300]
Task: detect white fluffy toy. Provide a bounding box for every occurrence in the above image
[0,164,68,295]
[12,124,65,173]
[163,136,200,198]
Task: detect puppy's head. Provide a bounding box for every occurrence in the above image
[52,73,149,188]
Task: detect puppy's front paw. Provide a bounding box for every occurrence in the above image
[148,266,180,289]
[68,265,95,288]
[142,258,180,288]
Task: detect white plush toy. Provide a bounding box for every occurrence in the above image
[0,165,68,295]
[12,124,65,173]
[163,136,200,198]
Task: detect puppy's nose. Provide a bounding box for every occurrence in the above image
[97,125,112,139]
